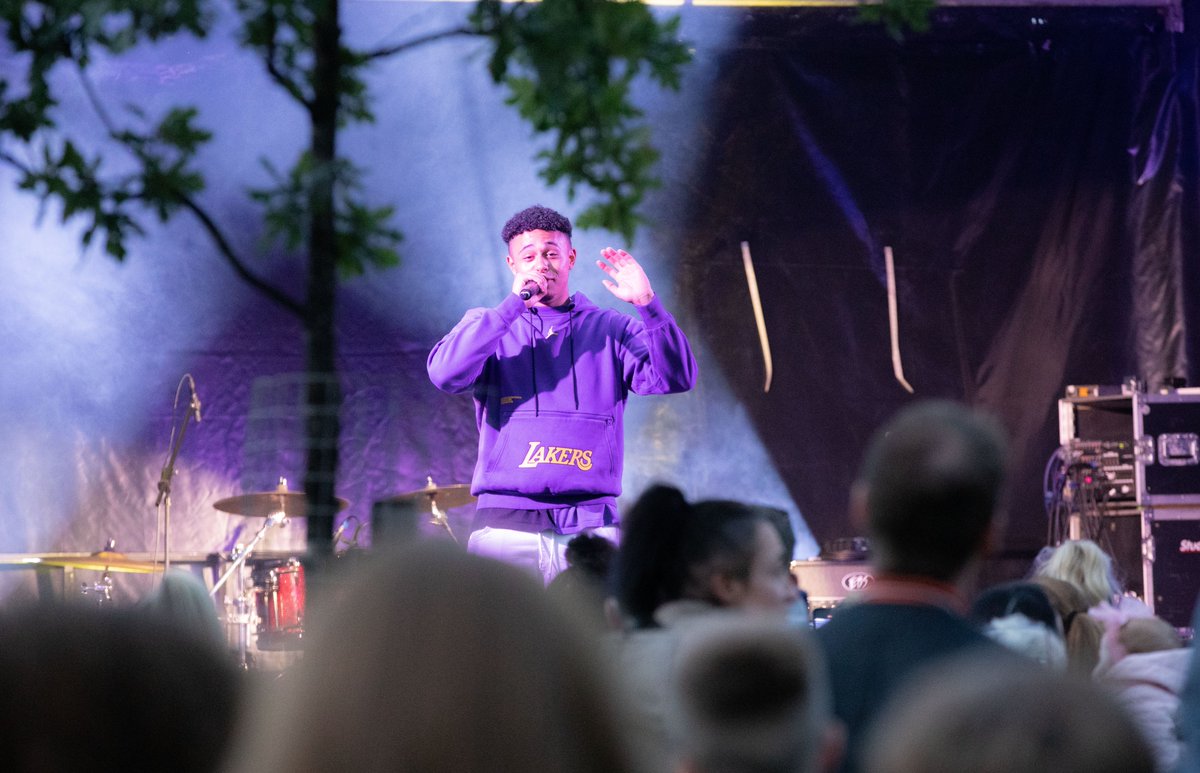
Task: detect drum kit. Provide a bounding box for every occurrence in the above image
[2,477,475,669]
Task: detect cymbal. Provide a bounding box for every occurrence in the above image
[382,482,476,512]
[32,552,164,574]
[213,490,350,518]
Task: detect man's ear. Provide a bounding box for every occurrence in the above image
[819,720,847,773]
[979,511,1003,558]
[848,482,870,535]
[708,571,744,607]
[506,253,517,273]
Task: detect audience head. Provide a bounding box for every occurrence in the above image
[0,603,239,773]
[1031,576,1104,675]
[753,505,798,563]
[615,484,798,629]
[971,582,1059,631]
[140,569,226,652]
[1033,539,1121,608]
[1119,615,1183,654]
[672,619,842,773]
[854,400,1007,583]
[970,582,1066,669]
[547,532,619,630]
[862,653,1155,773]
[225,541,642,773]
[1094,611,1184,668]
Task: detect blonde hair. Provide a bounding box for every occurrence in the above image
[1120,616,1183,654]
[1035,540,1120,608]
[1032,576,1104,676]
[224,542,644,773]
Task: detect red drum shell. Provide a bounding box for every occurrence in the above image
[253,559,305,650]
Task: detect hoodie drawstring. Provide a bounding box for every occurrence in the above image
[526,299,577,414]
[528,308,540,416]
[568,301,578,410]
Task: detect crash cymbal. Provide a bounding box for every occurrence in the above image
[213,490,349,518]
[383,479,476,512]
[32,552,165,574]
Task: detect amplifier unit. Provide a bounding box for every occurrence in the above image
[1059,387,1200,508]
[790,560,874,608]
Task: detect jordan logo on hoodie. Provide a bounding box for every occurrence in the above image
[518,441,594,471]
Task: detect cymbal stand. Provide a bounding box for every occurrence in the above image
[80,539,118,606]
[429,500,458,544]
[80,572,114,607]
[209,511,286,670]
[210,511,287,598]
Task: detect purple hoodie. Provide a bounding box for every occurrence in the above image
[427,291,697,514]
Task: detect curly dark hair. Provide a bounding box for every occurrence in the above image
[501,205,573,244]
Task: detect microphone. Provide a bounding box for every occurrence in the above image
[188,376,202,423]
[518,280,541,301]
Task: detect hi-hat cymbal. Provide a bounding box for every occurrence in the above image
[213,490,350,518]
[382,481,476,512]
[32,552,164,574]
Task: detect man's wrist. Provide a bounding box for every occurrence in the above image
[631,291,655,307]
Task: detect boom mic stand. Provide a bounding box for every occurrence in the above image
[155,374,200,573]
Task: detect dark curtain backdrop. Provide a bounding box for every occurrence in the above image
[677,5,1199,555]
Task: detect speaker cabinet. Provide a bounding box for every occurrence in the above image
[1145,511,1200,628]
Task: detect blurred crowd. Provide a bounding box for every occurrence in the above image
[5,399,1200,773]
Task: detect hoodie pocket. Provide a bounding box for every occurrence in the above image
[481,410,618,497]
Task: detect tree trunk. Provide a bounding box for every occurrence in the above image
[305,0,342,564]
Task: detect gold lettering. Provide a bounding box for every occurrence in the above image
[518,442,543,468]
[518,442,593,470]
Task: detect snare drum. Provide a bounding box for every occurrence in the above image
[253,558,306,650]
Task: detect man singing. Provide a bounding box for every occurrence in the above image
[427,205,697,582]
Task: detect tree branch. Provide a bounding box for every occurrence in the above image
[177,192,307,318]
[265,21,314,112]
[71,67,305,318]
[361,26,476,61]
[0,149,32,175]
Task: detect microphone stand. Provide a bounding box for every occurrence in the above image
[155,376,198,573]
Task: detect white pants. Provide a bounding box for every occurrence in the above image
[467,525,621,586]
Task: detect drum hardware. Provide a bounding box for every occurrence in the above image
[252,557,306,650]
[80,573,114,606]
[380,477,476,543]
[333,515,365,552]
[221,545,257,669]
[208,510,291,598]
[210,479,347,665]
[212,477,350,519]
[32,551,166,574]
[15,540,167,606]
[209,511,290,668]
